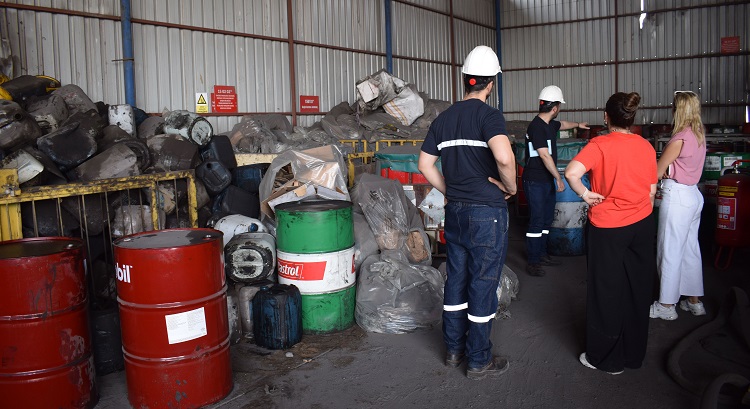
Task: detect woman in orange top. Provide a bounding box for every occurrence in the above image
[564,92,658,375]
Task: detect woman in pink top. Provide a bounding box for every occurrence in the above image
[649,91,708,320]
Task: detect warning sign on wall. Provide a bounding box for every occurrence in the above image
[300,95,320,113]
[212,85,238,113]
[195,93,209,113]
[721,36,740,54]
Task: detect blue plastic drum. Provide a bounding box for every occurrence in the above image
[549,162,590,256]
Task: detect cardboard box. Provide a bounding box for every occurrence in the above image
[261,180,316,219]
[315,185,348,201]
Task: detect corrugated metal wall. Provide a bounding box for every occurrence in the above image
[1,1,123,105]
[294,0,386,127]
[500,0,749,126]
[5,1,744,132]
[1,0,499,132]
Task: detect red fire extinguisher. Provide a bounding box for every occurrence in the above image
[714,160,750,269]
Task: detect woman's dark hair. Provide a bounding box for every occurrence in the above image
[605,92,640,128]
[463,74,494,94]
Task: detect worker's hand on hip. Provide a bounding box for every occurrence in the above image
[488,176,513,199]
[555,178,565,192]
[584,191,605,206]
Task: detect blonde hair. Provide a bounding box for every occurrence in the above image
[672,92,705,145]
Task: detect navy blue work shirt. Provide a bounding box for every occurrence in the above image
[523,116,560,182]
[421,98,508,207]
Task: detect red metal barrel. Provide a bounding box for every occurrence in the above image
[0,237,97,409]
[113,228,232,408]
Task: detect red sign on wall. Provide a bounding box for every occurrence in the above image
[299,95,320,113]
[721,36,740,54]
[211,85,238,113]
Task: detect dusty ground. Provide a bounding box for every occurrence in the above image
[95,213,749,409]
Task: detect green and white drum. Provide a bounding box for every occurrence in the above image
[275,200,356,334]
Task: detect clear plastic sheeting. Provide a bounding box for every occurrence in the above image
[496,265,520,319]
[228,116,281,153]
[352,212,379,273]
[417,182,445,223]
[351,173,430,264]
[258,145,350,222]
[110,205,165,237]
[355,253,446,334]
[359,187,408,251]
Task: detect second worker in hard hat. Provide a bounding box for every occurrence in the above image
[523,86,589,277]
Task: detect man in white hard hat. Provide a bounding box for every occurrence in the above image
[418,45,516,380]
[523,85,589,277]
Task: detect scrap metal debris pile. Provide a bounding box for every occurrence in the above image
[228,69,451,155]
[0,71,519,343]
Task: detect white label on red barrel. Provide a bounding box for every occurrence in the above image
[277,247,356,294]
[165,307,208,344]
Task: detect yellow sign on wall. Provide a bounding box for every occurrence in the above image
[195,93,209,113]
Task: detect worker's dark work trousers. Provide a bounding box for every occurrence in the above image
[523,178,555,264]
[442,202,508,369]
[585,215,656,372]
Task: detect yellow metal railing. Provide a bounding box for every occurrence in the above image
[0,169,200,301]
[232,140,424,187]
[0,170,199,241]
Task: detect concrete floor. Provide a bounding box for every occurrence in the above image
[94,212,749,409]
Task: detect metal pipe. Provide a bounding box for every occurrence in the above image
[120,0,136,106]
[286,0,297,126]
[614,0,619,93]
[502,51,750,73]
[385,0,393,73]
[495,0,503,111]
[449,0,456,101]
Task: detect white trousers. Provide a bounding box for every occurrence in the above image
[656,179,704,304]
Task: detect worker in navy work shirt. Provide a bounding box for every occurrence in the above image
[418,45,517,380]
[523,86,588,277]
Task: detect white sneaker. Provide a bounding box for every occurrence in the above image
[679,300,706,316]
[649,301,678,320]
[579,353,623,375]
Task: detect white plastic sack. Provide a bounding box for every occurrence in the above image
[383,84,425,126]
[356,70,406,112]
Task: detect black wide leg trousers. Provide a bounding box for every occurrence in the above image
[585,215,656,372]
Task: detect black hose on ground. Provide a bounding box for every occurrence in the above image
[667,287,750,405]
[699,373,750,409]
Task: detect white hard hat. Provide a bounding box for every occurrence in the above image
[461,46,502,76]
[538,85,565,103]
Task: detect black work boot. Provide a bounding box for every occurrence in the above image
[539,255,561,266]
[526,263,546,277]
[466,356,510,380]
[445,351,465,368]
